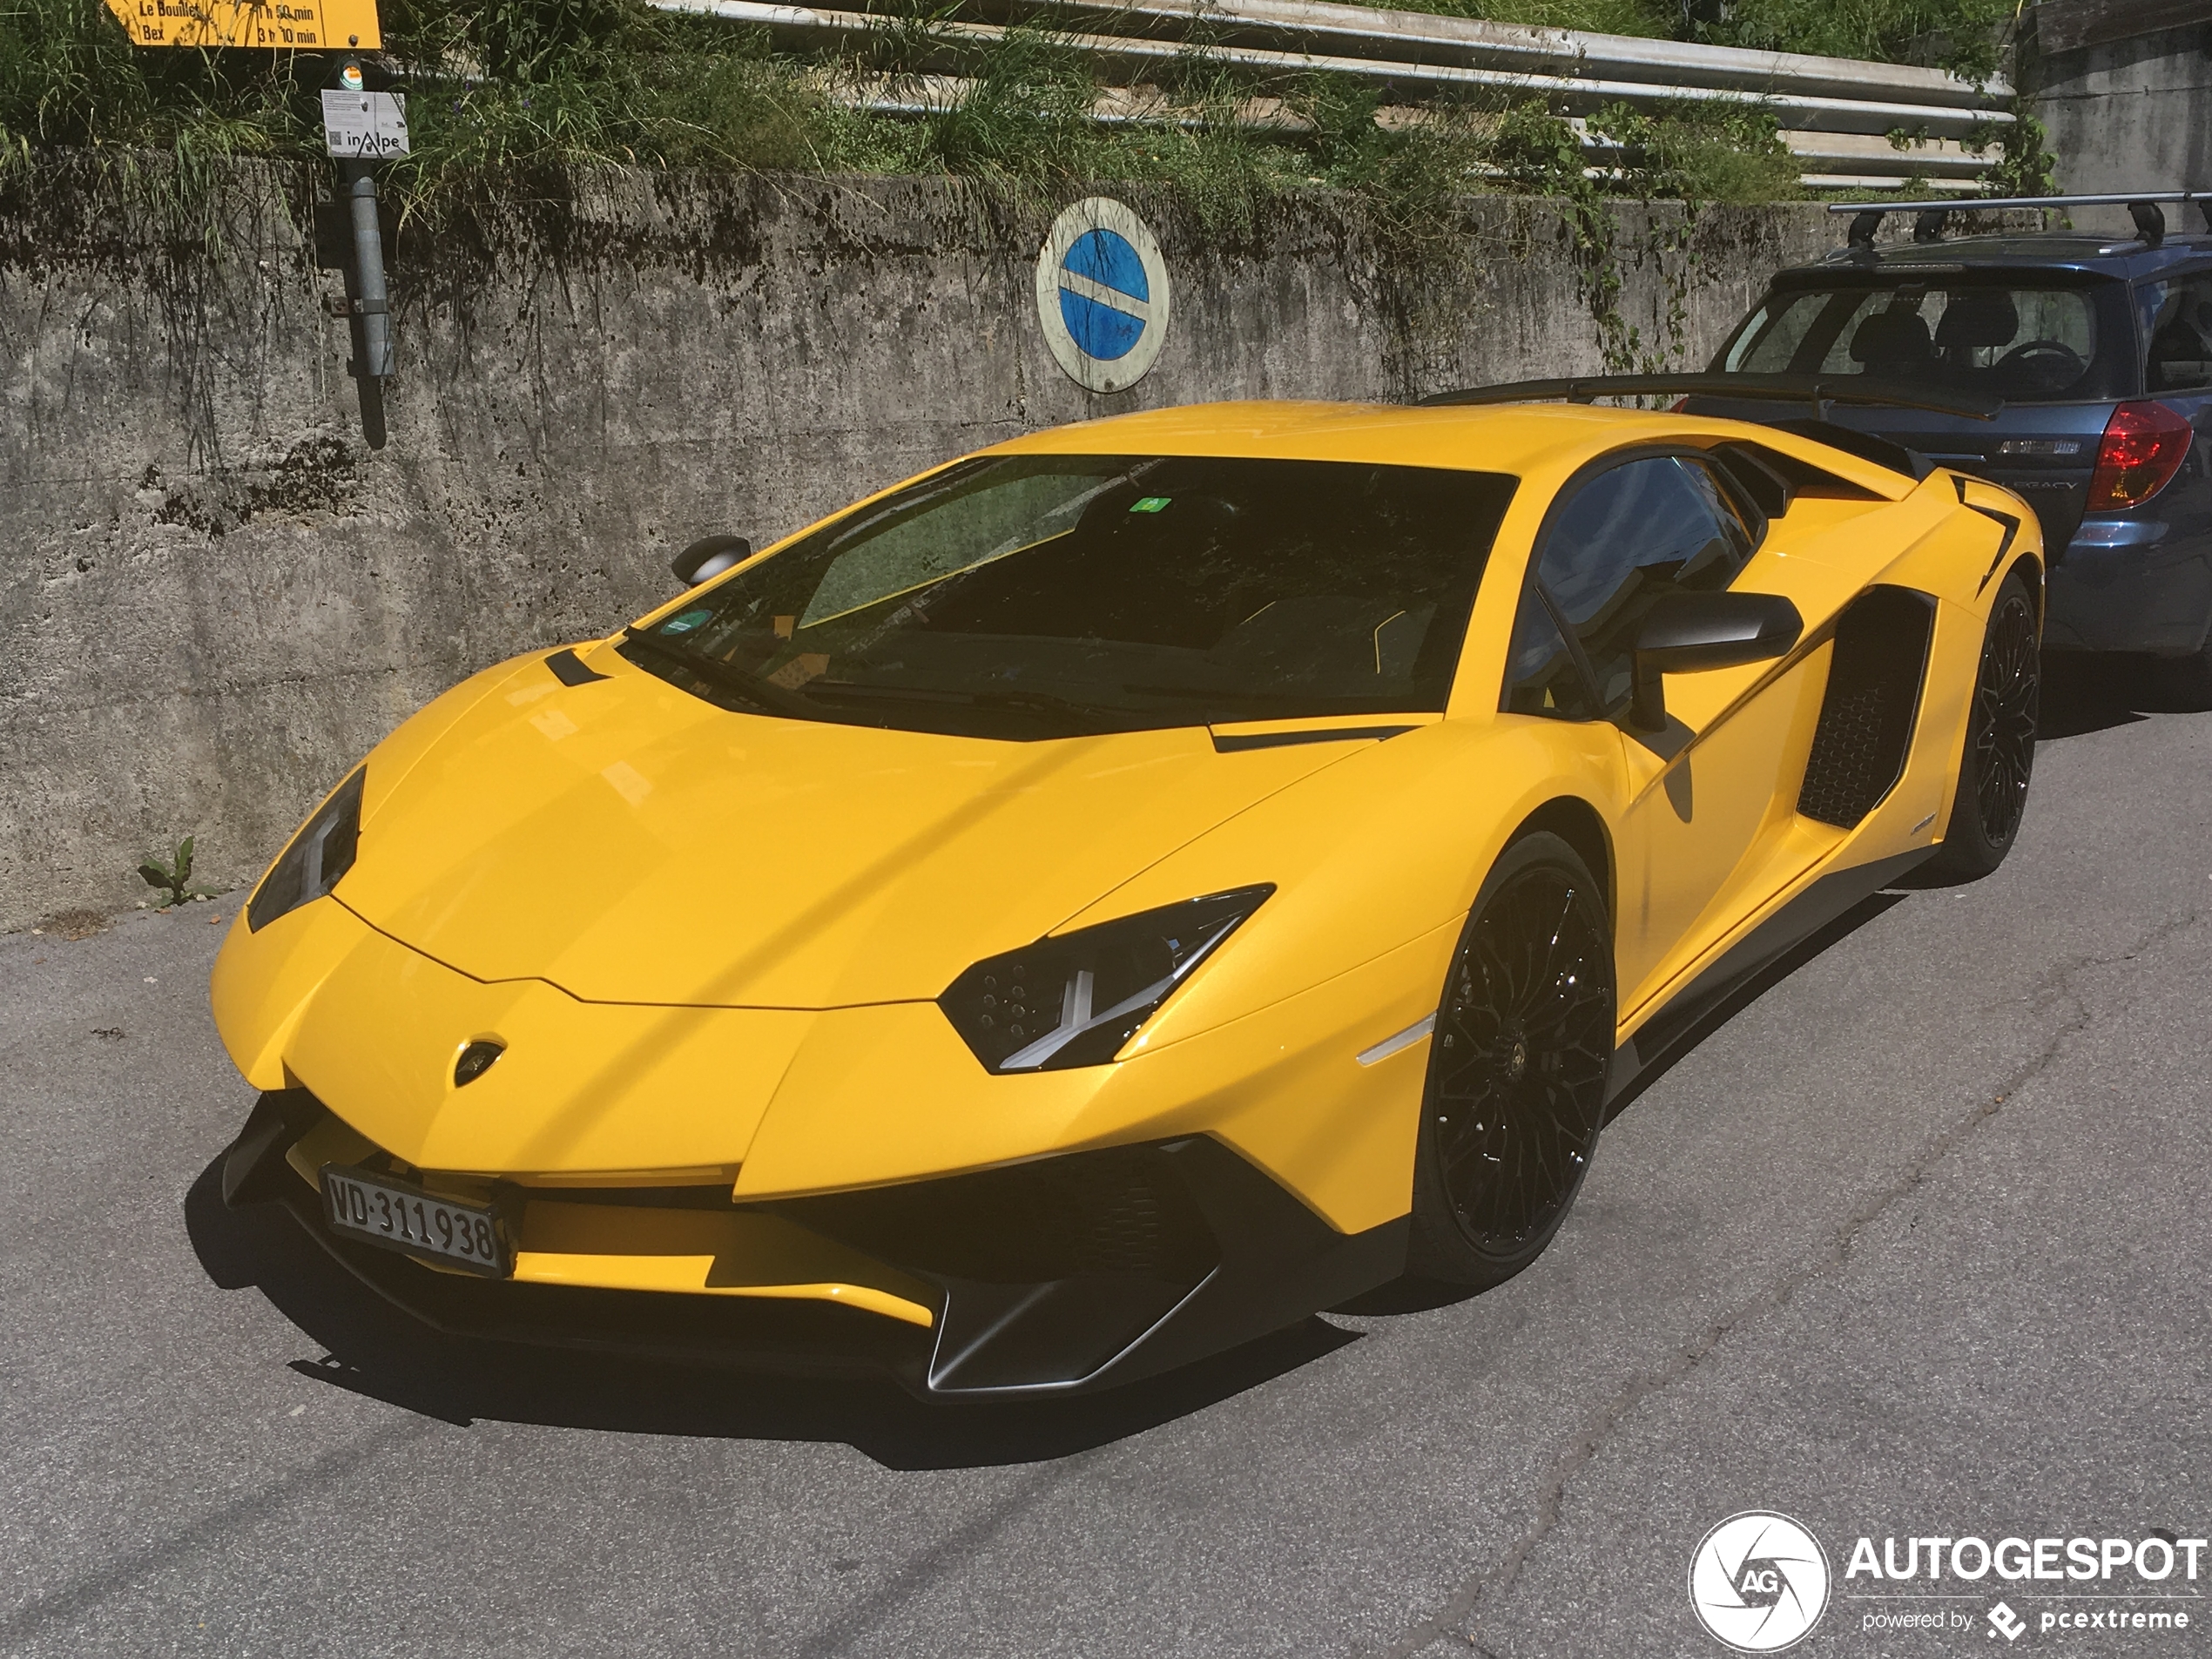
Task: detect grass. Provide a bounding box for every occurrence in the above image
[1339,0,1671,36]
[0,0,2033,233]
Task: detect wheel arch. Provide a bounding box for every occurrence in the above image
[1504,796,1615,934]
[2004,551,2045,628]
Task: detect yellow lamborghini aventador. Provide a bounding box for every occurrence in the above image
[213,383,2043,1396]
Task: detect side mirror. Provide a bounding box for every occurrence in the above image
[1629,591,1803,732]
[672,534,752,587]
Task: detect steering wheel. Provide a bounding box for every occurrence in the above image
[1993,339,2086,388]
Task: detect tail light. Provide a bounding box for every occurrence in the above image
[2087,401,2194,510]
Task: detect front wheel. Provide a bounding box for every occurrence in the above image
[1407,832,1616,1289]
[1928,572,2040,881]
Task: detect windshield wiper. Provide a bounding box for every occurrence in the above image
[961,688,1138,732]
[619,631,824,721]
[803,679,1134,734]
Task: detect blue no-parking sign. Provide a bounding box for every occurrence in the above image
[1034,199,1173,394]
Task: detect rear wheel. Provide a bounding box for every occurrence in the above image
[1408,833,1615,1289]
[1929,573,2039,880]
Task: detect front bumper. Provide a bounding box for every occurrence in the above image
[222,1092,1406,1398]
[2045,518,2212,654]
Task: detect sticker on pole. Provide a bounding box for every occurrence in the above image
[1034,199,1171,395]
[320,90,409,159]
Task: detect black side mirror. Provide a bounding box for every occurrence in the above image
[1629,591,1803,732]
[672,534,752,587]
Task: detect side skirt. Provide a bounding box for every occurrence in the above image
[1604,846,1934,1115]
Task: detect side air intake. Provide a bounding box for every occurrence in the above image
[1797,587,1936,829]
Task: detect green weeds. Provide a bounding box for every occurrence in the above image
[0,0,2038,261]
[137,837,214,907]
[3,0,1937,217]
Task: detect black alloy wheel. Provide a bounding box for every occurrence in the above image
[1931,573,2039,880]
[1407,832,1615,1288]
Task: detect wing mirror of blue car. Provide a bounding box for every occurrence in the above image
[1628,591,1804,732]
[672,534,752,587]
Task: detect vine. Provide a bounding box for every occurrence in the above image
[1487,98,1771,374]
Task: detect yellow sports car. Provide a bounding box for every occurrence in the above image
[213,383,2042,1396]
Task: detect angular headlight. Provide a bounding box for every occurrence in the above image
[940,887,1273,1073]
[247,768,366,933]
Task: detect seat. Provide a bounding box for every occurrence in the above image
[1849,310,1936,380]
[1933,290,2020,351]
[2148,314,2212,392]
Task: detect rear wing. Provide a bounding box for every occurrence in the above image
[1412,374,2004,482]
[1414,374,2002,421]
[1415,374,2008,484]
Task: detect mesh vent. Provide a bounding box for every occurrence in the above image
[779,1143,1218,1286]
[1797,587,1936,829]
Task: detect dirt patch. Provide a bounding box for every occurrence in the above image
[41,907,112,941]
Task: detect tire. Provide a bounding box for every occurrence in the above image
[1407,832,1616,1289]
[1927,572,2040,881]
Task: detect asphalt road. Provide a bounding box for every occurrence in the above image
[3,660,2209,1659]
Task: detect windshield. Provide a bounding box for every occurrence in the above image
[1716,275,2134,402]
[620,454,1518,739]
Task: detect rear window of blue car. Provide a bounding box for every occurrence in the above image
[623,455,1518,739]
[1717,273,2137,402]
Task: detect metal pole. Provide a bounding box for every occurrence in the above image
[341,157,394,381]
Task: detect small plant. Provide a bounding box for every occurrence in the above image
[138,837,213,907]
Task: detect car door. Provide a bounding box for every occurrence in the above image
[1501,450,1829,1026]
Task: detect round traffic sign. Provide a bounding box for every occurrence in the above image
[1034,198,1172,394]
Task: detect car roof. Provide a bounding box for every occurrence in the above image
[980,400,1914,499]
[1783,232,2212,283]
[992,399,1628,473]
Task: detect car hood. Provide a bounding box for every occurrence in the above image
[337,649,1354,1008]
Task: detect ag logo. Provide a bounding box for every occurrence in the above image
[1033,197,1171,394]
[1689,1512,1831,1652]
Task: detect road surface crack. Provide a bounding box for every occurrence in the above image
[1372,909,2203,1659]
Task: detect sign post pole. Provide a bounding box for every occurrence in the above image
[100,0,395,442]
[341,157,395,383]
[320,63,408,447]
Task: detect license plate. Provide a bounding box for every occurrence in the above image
[321,1164,509,1278]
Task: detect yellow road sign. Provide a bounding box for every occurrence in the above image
[103,0,381,49]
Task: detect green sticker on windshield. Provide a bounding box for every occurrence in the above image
[1129,496,1172,514]
[661,609,712,635]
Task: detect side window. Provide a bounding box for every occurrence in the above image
[1722,293,1825,374]
[1502,593,1599,718]
[2141,272,2212,393]
[1502,456,1751,718]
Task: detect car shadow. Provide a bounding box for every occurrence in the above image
[183,1161,1359,1468]
[1601,889,1912,1122]
[2039,652,2204,740]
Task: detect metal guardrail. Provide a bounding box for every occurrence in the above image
[654,0,2014,190]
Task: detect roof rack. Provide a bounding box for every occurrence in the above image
[1415,373,2003,422]
[1828,191,2212,253]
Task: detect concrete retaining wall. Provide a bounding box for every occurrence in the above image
[0,161,1838,931]
[2029,15,2212,235]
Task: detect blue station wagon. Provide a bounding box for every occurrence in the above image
[1698,197,2212,695]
